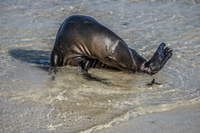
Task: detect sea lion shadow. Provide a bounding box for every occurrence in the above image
[8,49,160,86]
[81,70,112,85]
[9,49,110,83]
[9,49,51,69]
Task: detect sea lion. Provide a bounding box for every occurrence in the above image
[50,15,172,75]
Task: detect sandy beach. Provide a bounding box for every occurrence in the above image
[1,0,200,132]
[96,102,200,133]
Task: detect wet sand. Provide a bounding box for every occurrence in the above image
[1,0,200,132]
[96,102,200,133]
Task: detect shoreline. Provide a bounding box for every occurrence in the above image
[96,102,200,133]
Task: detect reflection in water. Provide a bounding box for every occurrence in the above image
[0,0,200,132]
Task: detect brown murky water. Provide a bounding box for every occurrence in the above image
[0,0,200,132]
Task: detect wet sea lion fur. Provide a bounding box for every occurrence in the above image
[51,15,172,75]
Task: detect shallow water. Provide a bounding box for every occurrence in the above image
[0,0,200,132]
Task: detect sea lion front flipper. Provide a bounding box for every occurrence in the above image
[145,43,172,75]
